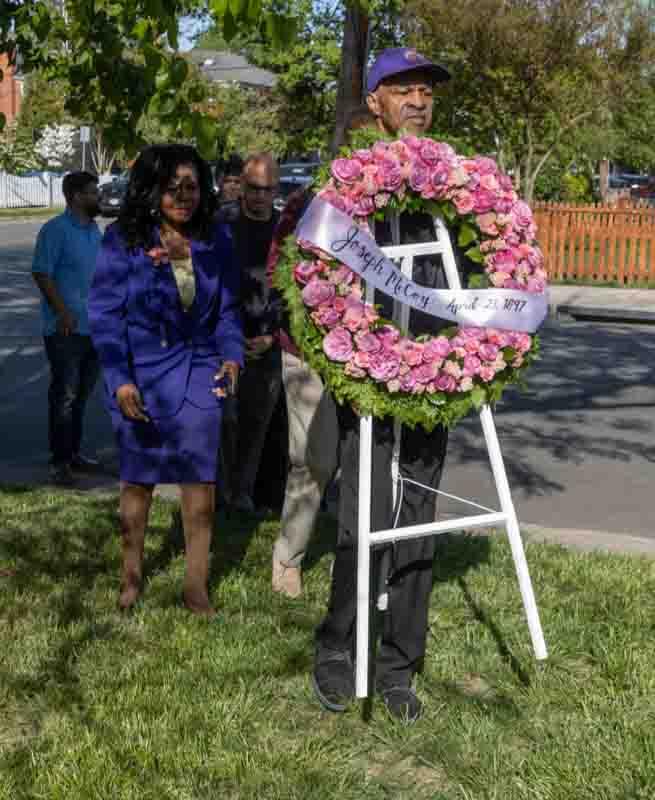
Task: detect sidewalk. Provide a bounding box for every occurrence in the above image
[549,284,655,323]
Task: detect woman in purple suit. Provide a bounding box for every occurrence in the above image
[89,145,243,616]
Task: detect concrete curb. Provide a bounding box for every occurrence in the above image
[552,304,655,324]
[520,523,655,558]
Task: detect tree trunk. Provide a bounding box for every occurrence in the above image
[331,2,370,155]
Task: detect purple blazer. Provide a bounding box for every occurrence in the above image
[88,222,243,419]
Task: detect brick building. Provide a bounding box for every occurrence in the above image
[0,52,23,124]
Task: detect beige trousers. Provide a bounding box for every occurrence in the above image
[273,351,338,568]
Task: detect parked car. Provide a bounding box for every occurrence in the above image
[98,172,129,217]
[631,176,655,200]
[274,161,320,212]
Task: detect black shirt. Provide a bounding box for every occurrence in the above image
[218,202,280,339]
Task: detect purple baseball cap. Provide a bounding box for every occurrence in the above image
[367,48,450,93]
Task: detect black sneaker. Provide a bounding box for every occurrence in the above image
[312,649,355,712]
[49,463,75,487]
[70,453,101,473]
[379,685,423,724]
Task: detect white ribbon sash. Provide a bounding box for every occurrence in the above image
[295,197,548,333]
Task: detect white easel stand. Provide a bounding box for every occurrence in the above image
[355,215,547,699]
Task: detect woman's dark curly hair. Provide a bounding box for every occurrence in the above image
[118,144,217,250]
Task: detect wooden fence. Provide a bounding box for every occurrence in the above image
[533,200,655,285]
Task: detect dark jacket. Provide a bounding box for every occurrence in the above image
[218,202,281,340]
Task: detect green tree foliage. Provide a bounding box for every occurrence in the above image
[0,120,39,172]
[404,0,655,201]
[197,0,341,157]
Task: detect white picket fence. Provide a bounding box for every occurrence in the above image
[0,171,66,209]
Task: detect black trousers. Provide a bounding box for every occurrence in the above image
[44,334,100,465]
[316,405,448,688]
[221,348,283,504]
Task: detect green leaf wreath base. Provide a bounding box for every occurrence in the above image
[274,236,540,431]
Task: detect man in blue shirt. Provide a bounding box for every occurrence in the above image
[32,171,102,486]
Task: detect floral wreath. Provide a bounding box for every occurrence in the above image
[274,135,548,430]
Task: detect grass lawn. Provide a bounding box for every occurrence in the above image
[0,207,64,220]
[1,487,654,799]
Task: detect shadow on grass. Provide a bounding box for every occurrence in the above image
[431,533,531,687]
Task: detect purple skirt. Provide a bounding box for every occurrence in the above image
[110,400,221,484]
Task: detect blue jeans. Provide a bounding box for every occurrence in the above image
[44,334,100,465]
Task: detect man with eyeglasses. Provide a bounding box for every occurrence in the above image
[217,152,284,513]
[32,171,103,486]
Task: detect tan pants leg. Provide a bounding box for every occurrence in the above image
[273,351,338,569]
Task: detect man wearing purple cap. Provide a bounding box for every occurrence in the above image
[313,48,475,723]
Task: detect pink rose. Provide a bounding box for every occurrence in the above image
[401,135,422,152]
[462,354,481,376]
[464,338,480,354]
[490,272,511,287]
[313,303,341,328]
[354,195,375,217]
[389,140,411,162]
[448,166,469,188]
[436,373,457,393]
[353,149,374,164]
[361,164,379,196]
[333,296,347,313]
[402,340,425,367]
[423,336,452,361]
[515,333,532,353]
[399,371,417,392]
[458,376,474,392]
[479,365,496,382]
[479,173,500,193]
[377,325,401,348]
[368,350,401,382]
[513,200,533,229]
[378,158,403,192]
[331,157,363,184]
[454,190,475,215]
[345,360,367,378]
[410,164,430,193]
[492,249,517,272]
[294,260,321,285]
[354,331,382,353]
[302,279,336,308]
[342,303,367,332]
[323,326,353,362]
[477,212,498,236]
[479,342,499,362]
[328,265,355,286]
[512,355,524,368]
[418,139,443,165]
[386,378,401,393]
[430,164,451,196]
[474,157,499,176]
[319,188,354,215]
[443,359,462,379]
[354,350,370,369]
[413,361,440,383]
[473,188,497,214]
[372,142,390,161]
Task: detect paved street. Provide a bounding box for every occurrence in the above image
[1,219,655,538]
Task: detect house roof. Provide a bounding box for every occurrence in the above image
[186,49,276,90]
